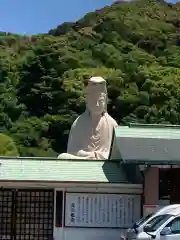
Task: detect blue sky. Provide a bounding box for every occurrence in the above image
[0,0,179,35]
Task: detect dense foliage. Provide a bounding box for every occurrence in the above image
[0,134,19,156]
[1,0,180,156]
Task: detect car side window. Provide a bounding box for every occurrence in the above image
[166,217,180,234]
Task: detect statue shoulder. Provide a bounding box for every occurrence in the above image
[71,112,87,129]
[104,113,118,127]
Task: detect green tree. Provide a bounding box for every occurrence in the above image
[0,0,180,156]
[0,134,19,156]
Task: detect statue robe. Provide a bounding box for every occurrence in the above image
[66,111,118,160]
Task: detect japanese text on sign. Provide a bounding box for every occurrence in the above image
[65,193,141,228]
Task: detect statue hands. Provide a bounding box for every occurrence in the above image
[85,152,98,160]
[77,150,97,160]
[58,150,98,160]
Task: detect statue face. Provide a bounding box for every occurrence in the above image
[86,82,106,115]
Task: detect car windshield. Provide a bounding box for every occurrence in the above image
[133,213,154,228]
[144,214,172,232]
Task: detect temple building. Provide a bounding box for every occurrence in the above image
[0,156,142,240]
[0,123,179,240]
[111,123,180,207]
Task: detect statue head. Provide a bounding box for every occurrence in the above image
[85,76,107,115]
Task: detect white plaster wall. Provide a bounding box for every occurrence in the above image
[53,184,142,240]
[54,227,126,240]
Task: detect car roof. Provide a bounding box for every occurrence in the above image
[155,205,180,215]
[165,207,180,216]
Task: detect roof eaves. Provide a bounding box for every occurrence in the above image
[0,156,112,162]
[119,159,180,165]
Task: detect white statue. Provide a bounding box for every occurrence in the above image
[58,76,118,160]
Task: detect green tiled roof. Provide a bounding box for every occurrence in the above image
[0,157,129,183]
[111,124,180,163]
[115,124,180,139]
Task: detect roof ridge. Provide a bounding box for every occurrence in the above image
[128,123,180,129]
[0,156,120,162]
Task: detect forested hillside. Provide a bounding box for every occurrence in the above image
[1,0,180,156]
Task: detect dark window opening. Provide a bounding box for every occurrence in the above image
[56,191,63,227]
[176,39,180,46]
[159,168,170,201]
